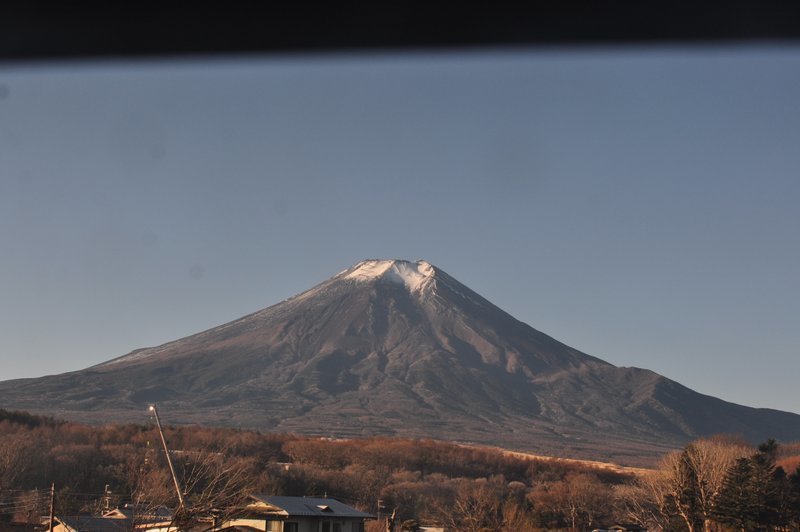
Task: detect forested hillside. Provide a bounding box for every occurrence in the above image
[1,409,799,530]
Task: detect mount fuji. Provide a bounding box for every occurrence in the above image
[1,259,798,463]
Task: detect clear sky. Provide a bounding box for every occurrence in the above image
[1,45,798,413]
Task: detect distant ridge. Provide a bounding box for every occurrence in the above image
[1,258,799,465]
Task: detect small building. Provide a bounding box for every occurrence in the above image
[219,495,374,532]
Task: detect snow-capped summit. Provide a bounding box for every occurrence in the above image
[340,259,436,292]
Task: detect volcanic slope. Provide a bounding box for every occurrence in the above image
[1,259,799,463]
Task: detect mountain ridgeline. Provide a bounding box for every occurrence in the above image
[1,259,798,463]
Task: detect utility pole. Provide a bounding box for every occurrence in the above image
[48,483,55,532]
[148,404,186,509]
[103,484,110,511]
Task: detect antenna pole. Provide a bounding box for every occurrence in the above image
[149,404,186,509]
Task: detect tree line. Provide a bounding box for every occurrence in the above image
[617,436,800,531]
[1,408,799,530]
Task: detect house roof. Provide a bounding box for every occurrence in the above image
[593,525,648,532]
[55,516,134,532]
[103,505,173,521]
[248,495,373,519]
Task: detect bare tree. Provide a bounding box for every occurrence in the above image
[437,477,505,532]
[11,489,49,524]
[661,450,701,532]
[171,450,255,528]
[0,434,36,491]
[178,451,256,515]
[531,472,612,531]
[682,438,749,532]
[614,472,674,532]
[500,498,537,532]
[132,447,256,529]
[615,437,750,532]
[129,450,177,519]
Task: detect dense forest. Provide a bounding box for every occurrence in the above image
[1,408,799,531]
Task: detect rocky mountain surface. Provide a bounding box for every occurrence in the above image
[1,259,798,464]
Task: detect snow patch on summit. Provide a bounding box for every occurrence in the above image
[344,259,436,292]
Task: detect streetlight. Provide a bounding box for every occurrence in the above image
[149,404,186,509]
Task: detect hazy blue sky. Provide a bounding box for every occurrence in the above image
[1,45,798,413]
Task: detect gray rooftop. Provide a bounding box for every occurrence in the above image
[55,516,133,532]
[249,495,373,519]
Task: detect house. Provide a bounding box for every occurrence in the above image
[45,496,372,532]
[45,505,175,532]
[105,504,175,532]
[218,495,374,532]
[46,516,134,532]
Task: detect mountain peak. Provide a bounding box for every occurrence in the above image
[2,257,800,463]
[339,259,436,292]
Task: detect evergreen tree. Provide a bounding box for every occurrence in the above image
[750,439,784,529]
[674,449,703,532]
[713,457,758,530]
[712,439,786,531]
[787,465,800,529]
